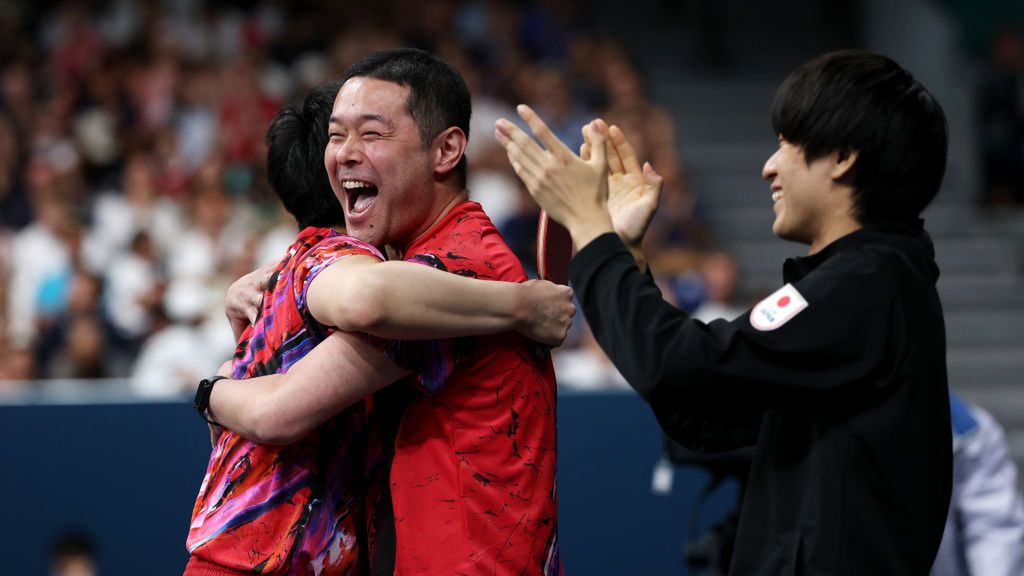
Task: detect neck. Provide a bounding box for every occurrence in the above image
[808,216,862,255]
[397,188,469,255]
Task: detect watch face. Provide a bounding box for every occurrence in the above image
[194,379,209,412]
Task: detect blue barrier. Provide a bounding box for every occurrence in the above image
[0,391,737,575]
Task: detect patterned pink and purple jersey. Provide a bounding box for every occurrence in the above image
[186,227,384,575]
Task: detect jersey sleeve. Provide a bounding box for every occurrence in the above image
[570,233,902,447]
[294,235,385,312]
[291,235,406,362]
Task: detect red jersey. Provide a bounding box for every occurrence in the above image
[390,201,562,575]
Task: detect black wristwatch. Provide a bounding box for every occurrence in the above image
[194,375,228,425]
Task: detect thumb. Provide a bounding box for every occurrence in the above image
[642,161,663,185]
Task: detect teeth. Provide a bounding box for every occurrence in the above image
[342,180,372,190]
[772,191,783,202]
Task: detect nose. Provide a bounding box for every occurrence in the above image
[762,148,779,181]
[334,135,363,168]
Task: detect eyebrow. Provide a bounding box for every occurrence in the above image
[329,113,393,128]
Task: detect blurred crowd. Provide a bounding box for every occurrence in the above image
[0,0,739,396]
[978,27,1024,207]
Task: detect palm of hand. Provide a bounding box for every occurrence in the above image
[608,171,659,246]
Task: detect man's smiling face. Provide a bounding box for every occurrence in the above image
[325,77,437,248]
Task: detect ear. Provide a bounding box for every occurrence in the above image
[831,149,858,181]
[432,127,467,179]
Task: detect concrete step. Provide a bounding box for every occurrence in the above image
[692,172,772,208]
[947,348,1024,390]
[945,311,1024,347]
[936,273,1024,309]
[704,206,778,242]
[933,237,1018,274]
[681,143,776,174]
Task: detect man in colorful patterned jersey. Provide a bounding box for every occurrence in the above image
[208,49,563,575]
[185,80,572,575]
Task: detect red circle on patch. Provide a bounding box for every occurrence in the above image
[777,296,791,307]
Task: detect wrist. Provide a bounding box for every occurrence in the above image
[566,214,615,252]
[627,243,648,273]
[194,375,229,425]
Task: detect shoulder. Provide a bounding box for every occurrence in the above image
[412,202,526,281]
[308,234,384,260]
[809,240,926,298]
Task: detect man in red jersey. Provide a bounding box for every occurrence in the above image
[209,49,563,575]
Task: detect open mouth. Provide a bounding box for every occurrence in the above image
[343,180,379,215]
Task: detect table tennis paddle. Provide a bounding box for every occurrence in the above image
[536,209,572,285]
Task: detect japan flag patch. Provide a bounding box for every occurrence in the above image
[750,283,808,331]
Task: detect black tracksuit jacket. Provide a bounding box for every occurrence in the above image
[570,222,952,575]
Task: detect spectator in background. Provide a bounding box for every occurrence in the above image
[49,529,98,576]
[978,28,1024,206]
[554,326,628,390]
[36,266,107,379]
[518,63,590,153]
[84,151,183,274]
[166,160,251,282]
[932,394,1024,576]
[449,41,522,231]
[0,330,35,392]
[600,51,710,253]
[130,278,220,397]
[691,251,744,323]
[0,113,31,230]
[103,231,162,358]
[6,189,78,348]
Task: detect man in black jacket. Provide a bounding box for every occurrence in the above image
[496,50,951,575]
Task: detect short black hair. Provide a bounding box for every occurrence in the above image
[342,48,471,188]
[771,50,948,224]
[266,81,345,229]
[51,529,95,560]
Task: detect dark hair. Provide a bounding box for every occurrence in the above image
[771,50,948,224]
[51,529,95,560]
[342,48,471,188]
[266,81,345,229]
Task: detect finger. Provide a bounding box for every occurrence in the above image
[582,121,608,169]
[516,104,574,160]
[605,139,623,175]
[501,138,543,183]
[580,141,591,161]
[589,119,619,172]
[258,264,275,289]
[496,118,547,169]
[496,125,545,179]
[248,292,264,323]
[610,125,643,175]
[502,145,544,196]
